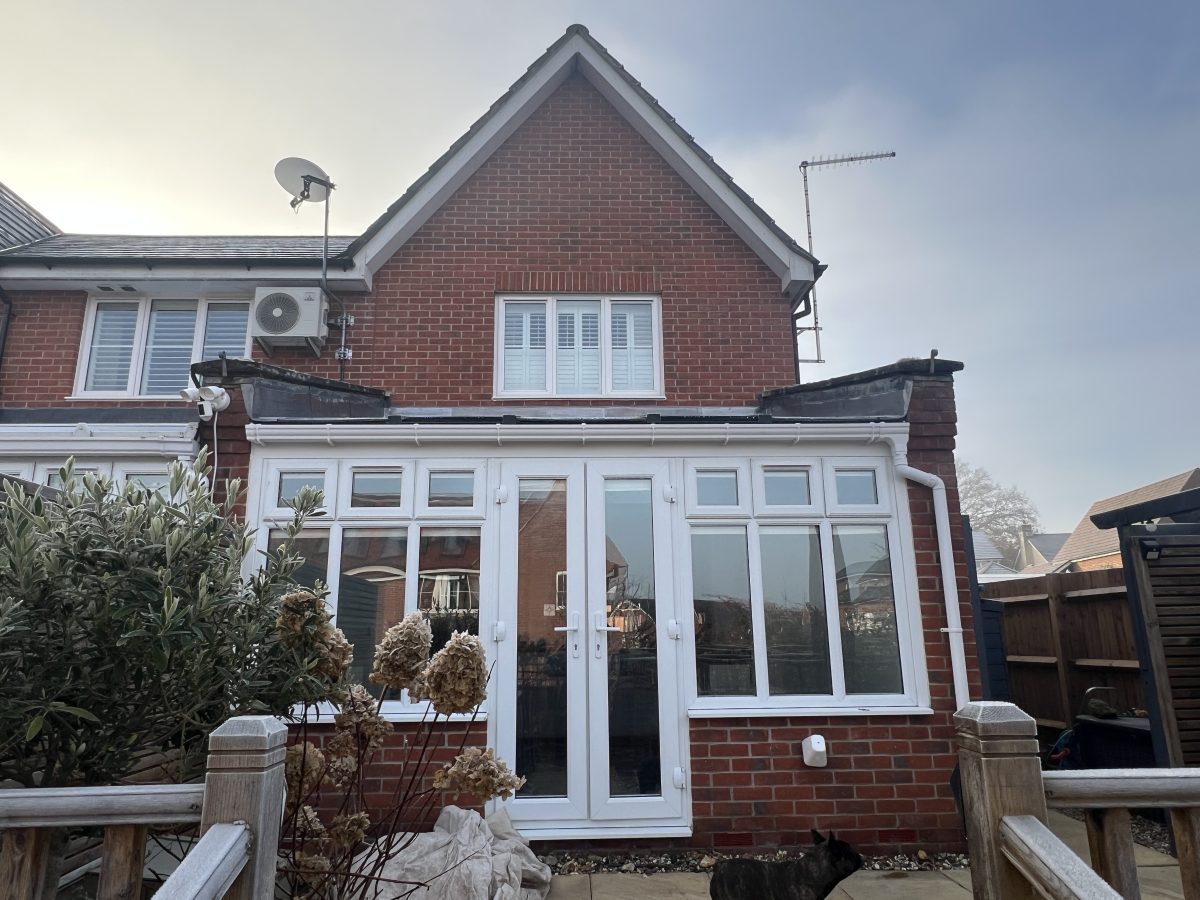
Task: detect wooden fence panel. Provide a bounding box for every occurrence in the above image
[1144,533,1200,766]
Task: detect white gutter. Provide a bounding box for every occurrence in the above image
[0,422,199,458]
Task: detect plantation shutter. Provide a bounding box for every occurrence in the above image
[555,300,601,394]
[201,302,250,360]
[140,300,198,395]
[610,301,655,391]
[84,302,139,392]
[502,302,547,392]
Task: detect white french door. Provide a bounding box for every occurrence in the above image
[493,459,688,835]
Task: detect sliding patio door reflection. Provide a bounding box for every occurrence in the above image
[515,479,570,797]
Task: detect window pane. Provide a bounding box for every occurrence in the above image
[267,529,331,592]
[610,302,655,391]
[502,302,547,392]
[761,526,831,695]
[278,472,324,506]
[696,471,738,506]
[202,302,249,360]
[555,300,602,394]
[764,468,811,506]
[834,525,902,694]
[350,470,403,507]
[126,472,170,494]
[338,527,408,694]
[85,303,139,391]
[835,469,878,505]
[428,471,474,508]
[691,526,755,696]
[140,301,197,395]
[417,527,481,653]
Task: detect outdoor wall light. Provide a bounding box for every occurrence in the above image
[802,734,828,768]
[1139,538,1162,561]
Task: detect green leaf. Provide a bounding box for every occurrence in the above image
[25,715,44,741]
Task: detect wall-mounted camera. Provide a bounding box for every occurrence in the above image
[180,385,231,422]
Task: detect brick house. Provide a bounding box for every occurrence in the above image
[0,26,978,853]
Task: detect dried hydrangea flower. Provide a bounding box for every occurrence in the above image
[369,613,432,693]
[278,589,354,685]
[285,742,327,808]
[433,747,526,801]
[325,753,358,789]
[292,851,332,888]
[326,811,371,853]
[294,804,327,840]
[334,684,392,751]
[423,631,488,714]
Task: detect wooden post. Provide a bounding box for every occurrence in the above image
[1085,808,1140,899]
[1045,573,1074,725]
[200,716,287,900]
[1170,808,1200,899]
[0,828,53,900]
[956,701,1047,900]
[96,824,148,900]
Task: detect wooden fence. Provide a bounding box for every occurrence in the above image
[0,716,286,900]
[957,701,1200,900]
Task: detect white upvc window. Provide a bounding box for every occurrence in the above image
[494,295,663,398]
[75,297,250,398]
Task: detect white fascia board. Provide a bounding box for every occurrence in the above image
[245,420,908,449]
[0,264,371,294]
[0,423,198,458]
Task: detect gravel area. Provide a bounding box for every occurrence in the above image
[538,847,969,876]
[1059,808,1176,858]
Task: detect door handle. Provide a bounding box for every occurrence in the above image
[593,612,620,633]
[553,613,580,633]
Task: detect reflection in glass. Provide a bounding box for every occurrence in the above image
[604,479,662,797]
[691,527,755,696]
[428,472,474,507]
[696,471,738,506]
[515,479,569,797]
[338,528,408,693]
[278,472,324,506]
[351,470,403,507]
[418,527,481,651]
[267,529,331,592]
[834,525,902,694]
[761,526,831,695]
[835,469,878,505]
[763,468,811,506]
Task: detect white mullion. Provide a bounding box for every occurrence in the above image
[190,298,208,367]
[128,298,152,395]
[546,298,558,395]
[74,297,100,396]
[746,518,769,700]
[818,521,847,701]
[601,296,614,394]
[401,520,423,709]
[323,524,345,624]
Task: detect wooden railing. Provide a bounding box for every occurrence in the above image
[958,701,1200,899]
[0,716,286,900]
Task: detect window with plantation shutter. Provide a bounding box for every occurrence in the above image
[201,303,250,360]
[84,302,139,392]
[140,301,198,395]
[495,295,661,399]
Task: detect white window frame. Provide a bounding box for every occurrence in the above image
[684,459,751,517]
[750,459,823,517]
[72,294,252,399]
[823,458,891,516]
[492,294,664,400]
[262,461,336,518]
[416,460,486,518]
[336,462,414,519]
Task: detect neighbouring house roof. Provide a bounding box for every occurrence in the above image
[972,531,1005,563]
[0,234,355,265]
[1028,532,1069,562]
[1051,468,1200,570]
[0,181,59,251]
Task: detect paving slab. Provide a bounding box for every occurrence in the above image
[547,874,592,899]
[827,870,970,899]
[589,872,710,899]
[1047,810,1178,867]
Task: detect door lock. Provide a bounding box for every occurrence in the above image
[553,613,582,658]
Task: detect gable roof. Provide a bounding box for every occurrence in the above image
[343,25,819,300]
[0,181,60,251]
[1028,532,1068,562]
[0,234,355,265]
[972,531,1005,563]
[1052,468,1200,569]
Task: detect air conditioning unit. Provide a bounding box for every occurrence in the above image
[251,287,329,355]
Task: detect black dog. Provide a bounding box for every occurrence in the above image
[710,830,863,900]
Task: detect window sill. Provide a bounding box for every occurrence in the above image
[491,393,667,402]
[65,394,190,402]
[688,705,934,719]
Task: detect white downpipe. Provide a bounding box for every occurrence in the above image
[893,456,972,711]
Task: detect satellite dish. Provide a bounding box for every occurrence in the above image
[274,157,331,206]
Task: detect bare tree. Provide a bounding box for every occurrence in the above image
[955,458,1041,566]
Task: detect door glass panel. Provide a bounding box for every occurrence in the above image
[833,525,902,693]
[691,527,755,696]
[417,527,481,652]
[515,479,569,797]
[338,527,408,694]
[603,479,661,797]
[761,526,831,695]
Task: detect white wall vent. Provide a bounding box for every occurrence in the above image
[251,287,329,355]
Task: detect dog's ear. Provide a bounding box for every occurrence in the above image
[830,832,837,842]
[811,829,825,845]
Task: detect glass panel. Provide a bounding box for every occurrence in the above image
[428,471,474,508]
[763,468,811,506]
[267,529,331,592]
[140,300,197,395]
[696,470,738,506]
[834,525,903,694]
[350,470,403,508]
[338,527,408,695]
[555,300,602,395]
[761,526,831,695]
[835,469,878,505]
[691,527,755,696]
[610,301,655,391]
[502,302,547,392]
[126,472,170,494]
[202,302,249,360]
[47,468,100,489]
[515,479,569,797]
[85,302,139,392]
[604,479,662,796]
[417,527,481,652]
[277,472,324,506]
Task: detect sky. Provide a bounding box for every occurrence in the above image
[2,1,1198,531]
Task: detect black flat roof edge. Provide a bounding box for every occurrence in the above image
[1091,486,1200,529]
[761,357,965,399]
[192,358,388,398]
